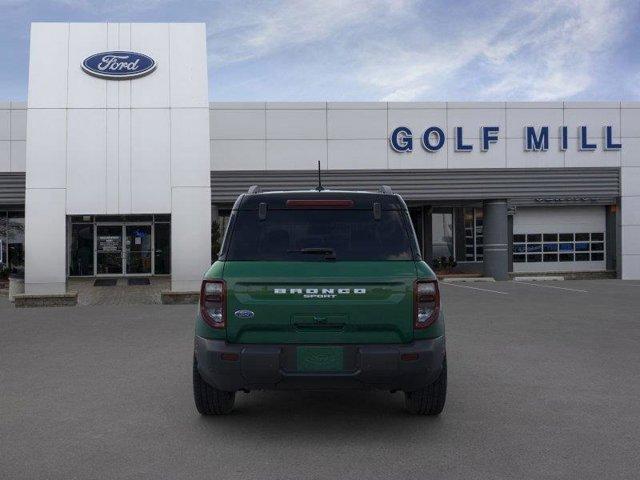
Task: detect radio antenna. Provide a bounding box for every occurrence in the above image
[317,160,324,191]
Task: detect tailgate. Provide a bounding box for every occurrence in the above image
[223,261,417,344]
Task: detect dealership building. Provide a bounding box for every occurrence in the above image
[1,22,640,297]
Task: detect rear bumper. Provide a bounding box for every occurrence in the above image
[194,336,446,392]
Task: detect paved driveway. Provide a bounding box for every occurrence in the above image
[1,280,639,479]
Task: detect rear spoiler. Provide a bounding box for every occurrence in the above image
[246,184,394,195]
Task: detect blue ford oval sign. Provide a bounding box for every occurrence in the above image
[234,310,255,319]
[82,51,156,80]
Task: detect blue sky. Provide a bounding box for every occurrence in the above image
[1,0,639,101]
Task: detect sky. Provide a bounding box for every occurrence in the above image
[1,0,639,102]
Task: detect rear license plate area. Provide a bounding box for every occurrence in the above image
[296,346,344,372]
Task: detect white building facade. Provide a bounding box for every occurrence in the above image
[1,22,639,295]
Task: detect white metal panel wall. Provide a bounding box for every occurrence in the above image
[0,102,26,172]
[513,206,606,273]
[209,101,631,171]
[620,103,640,279]
[25,22,211,293]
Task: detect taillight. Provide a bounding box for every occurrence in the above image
[200,280,226,329]
[414,280,440,329]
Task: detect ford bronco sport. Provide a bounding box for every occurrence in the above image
[193,186,446,415]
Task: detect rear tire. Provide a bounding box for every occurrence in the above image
[404,357,447,415]
[193,358,236,415]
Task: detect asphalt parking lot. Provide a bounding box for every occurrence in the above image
[1,279,639,480]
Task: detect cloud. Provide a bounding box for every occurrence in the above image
[1,0,636,101]
[13,0,177,12]
[207,0,414,66]
[361,0,629,101]
[207,0,634,101]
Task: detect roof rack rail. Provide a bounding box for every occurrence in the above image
[247,185,262,194]
[379,185,393,195]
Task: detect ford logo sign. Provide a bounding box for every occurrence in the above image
[234,310,255,319]
[82,51,156,80]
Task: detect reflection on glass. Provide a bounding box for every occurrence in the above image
[126,225,152,274]
[70,224,94,276]
[0,212,6,269]
[127,251,152,274]
[97,225,123,275]
[154,223,171,274]
[575,242,589,251]
[513,231,606,265]
[97,252,122,274]
[432,212,454,258]
[7,212,25,274]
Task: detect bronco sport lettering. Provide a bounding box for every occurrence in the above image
[274,287,367,298]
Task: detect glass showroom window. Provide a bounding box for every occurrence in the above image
[70,222,95,276]
[0,211,7,274]
[212,213,230,261]
[463,208,483,262]
[513,232,605,263]
[7,212,25,274]
[68,214,171,276]
[154,217,171,275]
[432,210,454,259]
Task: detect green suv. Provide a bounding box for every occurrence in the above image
[193,186,446,415]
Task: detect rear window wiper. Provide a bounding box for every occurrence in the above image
[286,247,336,260]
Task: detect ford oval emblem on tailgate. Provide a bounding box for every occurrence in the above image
[234,310,255,319]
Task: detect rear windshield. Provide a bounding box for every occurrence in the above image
[224,209,416,261]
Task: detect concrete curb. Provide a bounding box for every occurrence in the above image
[514,276,565,282]
[161,291,199,305]
[441,277,496,283]
[14,291,78,308]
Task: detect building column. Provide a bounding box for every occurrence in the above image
[606,204,617,273]
[483,200,509,280]
[507,211,514,273]
[171,186,212,292]
[24,188,67,294]
[620,164,640,279]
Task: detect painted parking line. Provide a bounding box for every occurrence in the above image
[441,282,509,295]
[513,281,588,293]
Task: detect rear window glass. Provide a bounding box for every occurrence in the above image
[225,209,415,261]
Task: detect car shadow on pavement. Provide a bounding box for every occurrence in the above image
[193,390,446,443]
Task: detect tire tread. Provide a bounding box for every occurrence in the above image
[404,358,447,415]
[193,358,235,415]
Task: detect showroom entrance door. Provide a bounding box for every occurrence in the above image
[95,224,153,276]
[125,225,152,275]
